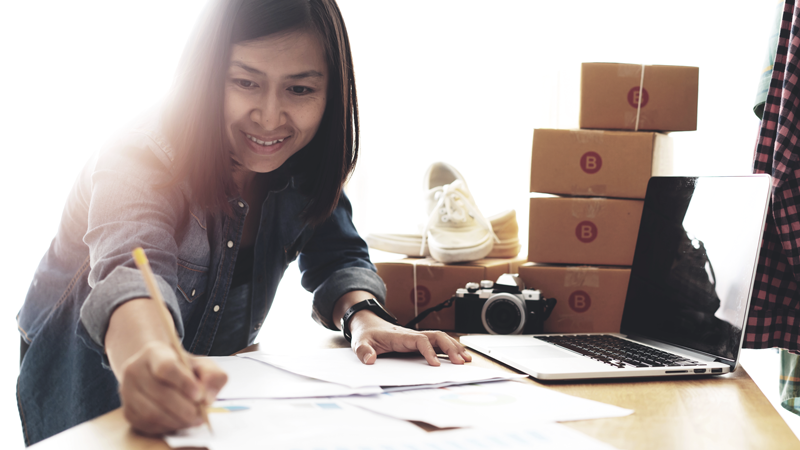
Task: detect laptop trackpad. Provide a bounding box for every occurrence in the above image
[495,345,580,360]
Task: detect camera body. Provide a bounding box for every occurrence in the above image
[454,274,556,335]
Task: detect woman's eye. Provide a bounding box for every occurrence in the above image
[234,79,258,89]
[289,86,312,95]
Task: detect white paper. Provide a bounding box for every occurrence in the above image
[344,379,633,428]
[210,356,382,400]
[286,423,621,450]
[164,398,426,450]
[241,348,526,388]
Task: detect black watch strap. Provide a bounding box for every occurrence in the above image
[341,298,398,342]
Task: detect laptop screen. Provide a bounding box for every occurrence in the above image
[620,176,771,363]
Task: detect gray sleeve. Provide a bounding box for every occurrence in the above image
[311,267,387,330]
[78,143,186,350]
[80,265,184,348]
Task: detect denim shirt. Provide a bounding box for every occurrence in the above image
[15,112,385,445]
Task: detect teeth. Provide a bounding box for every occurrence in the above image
[246,134,286,147]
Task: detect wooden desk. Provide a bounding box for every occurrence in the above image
[30,331,800,450]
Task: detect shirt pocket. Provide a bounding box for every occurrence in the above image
[176,259,209,303]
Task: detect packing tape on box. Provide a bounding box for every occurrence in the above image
[634,64,645,131]
[410,257,442,330]
[564,267,600,287]
[570,183,608,196]
[569,129,605,144]
[412,258,421,329]
[570,197,603,218]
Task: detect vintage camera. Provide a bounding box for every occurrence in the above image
[454,274,556,335]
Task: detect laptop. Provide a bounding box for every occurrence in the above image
[461,175,772,380]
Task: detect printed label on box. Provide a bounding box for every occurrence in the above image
[627,86,649,108]
[519,264,631,333]
[410,286,431,307]
[575,221,598,243]
[568,290,592,313]
[580,151,602,174]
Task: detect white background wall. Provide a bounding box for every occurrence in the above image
[0,1,778,447]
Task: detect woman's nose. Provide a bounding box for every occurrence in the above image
[250,91,284,130]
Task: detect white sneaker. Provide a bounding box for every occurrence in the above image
[420,162,497,263]
[366,209,521,258]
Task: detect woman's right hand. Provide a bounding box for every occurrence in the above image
[106,298,228,435]
[117,341,228,435]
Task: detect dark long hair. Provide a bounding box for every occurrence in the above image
[163,0,359,225]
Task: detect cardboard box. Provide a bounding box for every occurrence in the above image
[530,128,672,199]
[375,257,526,331]
[528,196,643,266]
[579,63,698,132]
[519,264,630,333]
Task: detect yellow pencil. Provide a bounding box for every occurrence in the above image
[131,247,212,433]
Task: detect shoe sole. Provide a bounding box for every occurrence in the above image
[428,234,495,264]
[367,233,520,259]
[366,210,521,259]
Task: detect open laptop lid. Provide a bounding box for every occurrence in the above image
[619,175,772,367]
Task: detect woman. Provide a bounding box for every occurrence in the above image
[16,0,470,444]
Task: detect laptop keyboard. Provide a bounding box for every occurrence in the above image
[536,335,703,369]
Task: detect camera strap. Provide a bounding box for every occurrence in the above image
[404,297,456,330]
[541,297,557,321]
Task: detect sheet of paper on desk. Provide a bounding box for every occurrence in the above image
[164,398,426,450]
[210,356,382,400]
[241,348,526,388]
[281,423,620,450]
[343,379,633,428]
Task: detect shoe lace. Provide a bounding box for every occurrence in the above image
[420,180,499,256]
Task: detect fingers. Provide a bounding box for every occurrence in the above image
[193,357,229,404]
[422,331,473,364]
[119,343,208,435]
[357,326,441,366]
[149,348,203,403]
[127,369,204,433]
[350,316,472,367]
[410,334,441,366]
[123,387,185,435]
[354,342,378,365]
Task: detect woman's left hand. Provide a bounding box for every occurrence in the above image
[347,310,473,366]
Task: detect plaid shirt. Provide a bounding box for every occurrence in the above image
[746,0,800,350]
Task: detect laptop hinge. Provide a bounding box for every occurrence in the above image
[715,358,736,370]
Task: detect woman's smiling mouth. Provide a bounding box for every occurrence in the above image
[245,132,287,147]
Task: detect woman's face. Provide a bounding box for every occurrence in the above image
[224,30,328,176]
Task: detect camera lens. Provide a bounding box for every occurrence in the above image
[484,298,522,334]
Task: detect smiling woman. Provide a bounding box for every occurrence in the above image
[13,0,471,445]
[224,32,329,182]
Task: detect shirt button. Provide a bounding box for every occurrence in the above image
[238,201,244,208]
[191,289,196,296]
[227,240,234,248]
[255,322,261,330]
[213,305,220,312]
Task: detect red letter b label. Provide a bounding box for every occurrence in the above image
[568,290,591,313]
[580,152,602,174]
[575,221,597,243]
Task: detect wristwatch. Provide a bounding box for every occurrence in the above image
[340,298,398,342]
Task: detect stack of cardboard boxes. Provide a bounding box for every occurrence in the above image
[373,256,527,330]
[519,63,699,334]
[373,63,698,335]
